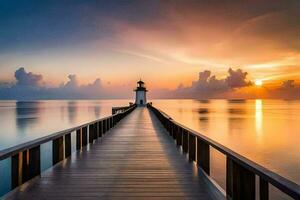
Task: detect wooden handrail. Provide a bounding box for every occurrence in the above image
[112,104,134,114]
[148,103,300,200]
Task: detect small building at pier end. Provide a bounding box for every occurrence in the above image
[134,79,147,106]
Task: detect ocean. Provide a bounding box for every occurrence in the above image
[0,99,299,199]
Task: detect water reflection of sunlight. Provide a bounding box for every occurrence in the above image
[255,99,263,135]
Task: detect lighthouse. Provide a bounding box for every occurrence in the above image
[134,79,147,106]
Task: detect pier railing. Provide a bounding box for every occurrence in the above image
[148,103,300,200]
[0,104,136,196]
[112,104,134,114]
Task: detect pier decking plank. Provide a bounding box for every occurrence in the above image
[6,107,213,200]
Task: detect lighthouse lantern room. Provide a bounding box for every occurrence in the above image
[134,80,147,106]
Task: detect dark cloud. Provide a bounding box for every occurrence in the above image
[15,67,43,87]
[226,68,251,88]
[281,80,295,89]
[191,70,228,93]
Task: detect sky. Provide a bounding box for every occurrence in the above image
[0,0,300,99]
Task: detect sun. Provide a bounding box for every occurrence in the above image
[255,80,263,86]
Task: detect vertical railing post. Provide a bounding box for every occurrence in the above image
[226,157,255,200]
[260,177,269,200]
[168,121,172,137]
[65,133,71,158]
[197,138,210,175]
[94,123,98,139]
[106,119,109,131]
[176,127,182,146]
[227,157,233,198]
[11,153,20,189]
[103,119,107,134]
[117,114,120,123]
[113,116,116,126]
[188,134,196,162]
[107,118,110,130]
[89,125,94,144]
[99,121,103,137]
[82,126,88,146]
[172,124,177,140]
[22,150,29,183]
[76,129,82,150]
[29,145,40,179]
[107,118,111,130]
[182,130,189,153]
[13,146,41,185]
[53,136,64,165]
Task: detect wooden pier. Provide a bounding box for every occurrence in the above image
[1,104,300,200]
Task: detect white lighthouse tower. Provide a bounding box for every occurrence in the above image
[134,79,147,106]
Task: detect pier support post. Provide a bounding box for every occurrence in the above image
[65,133,71,158]
[53,137,64,165]
[197,138,210,175]
[226,157,255,200]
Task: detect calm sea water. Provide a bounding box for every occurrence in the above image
[0,99,299,199]
[0,100,131,150]
[152,99,300,199]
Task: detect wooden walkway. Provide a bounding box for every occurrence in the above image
[6,107,213,200]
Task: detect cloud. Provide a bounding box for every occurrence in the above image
[226,68,251,88]
[15,67,43,87]
[169,67,300,99]
[0,68,106,100]
[281,80,295,89]
[2,67,300,100]
[176,68,252,98]
[61,74,78,90]
[191,70,228,93]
